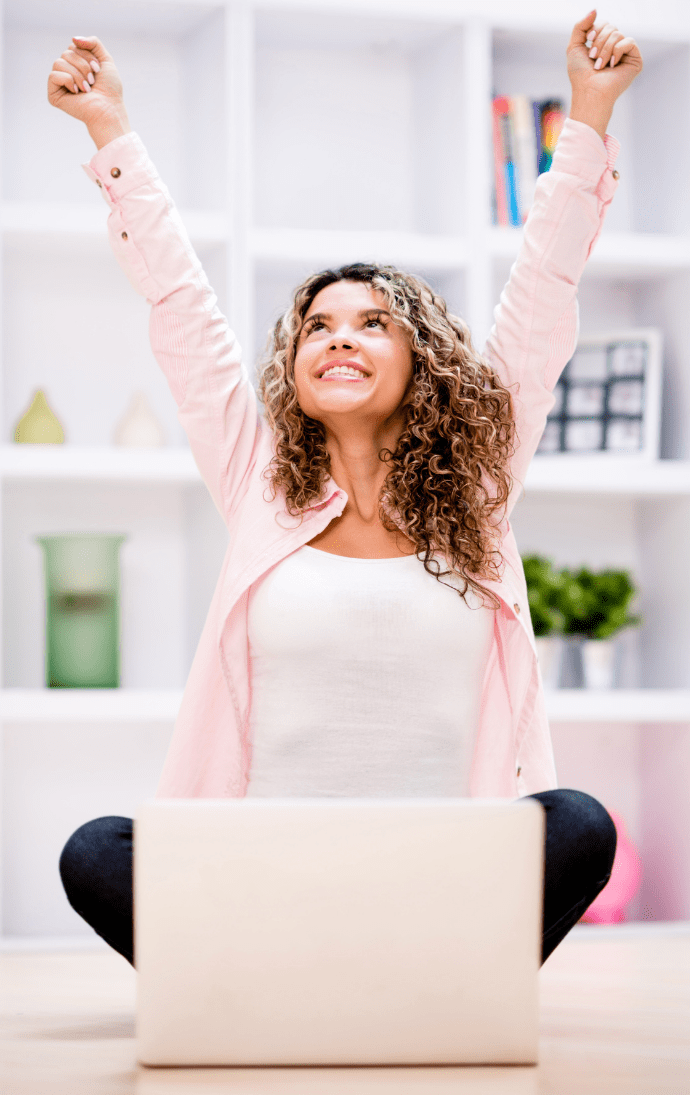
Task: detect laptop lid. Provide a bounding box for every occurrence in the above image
[135,797,544,1067]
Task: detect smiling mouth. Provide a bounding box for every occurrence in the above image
[319,366,370,380]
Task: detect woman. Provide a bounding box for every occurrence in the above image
[52,11,643,969]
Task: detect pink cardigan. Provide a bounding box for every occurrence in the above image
[82,117,620,800]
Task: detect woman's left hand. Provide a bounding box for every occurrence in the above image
[567,10,643,106]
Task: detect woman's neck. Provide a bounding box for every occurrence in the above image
[325,422,400,522]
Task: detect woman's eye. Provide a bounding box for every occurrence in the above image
[304,316,385,336]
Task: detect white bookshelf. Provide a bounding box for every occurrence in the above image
[545,689,690,723]
[7,443,690,495]
[1,688,183,722]
[522,456,690,495]
[0,443,200,480]
[1,0,689,939]
[4,686,690,725]
[491,226,690,274]
[1,200,230,246]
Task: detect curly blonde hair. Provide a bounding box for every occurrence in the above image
[257,262,517,610]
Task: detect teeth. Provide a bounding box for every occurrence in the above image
[321,365,368,379]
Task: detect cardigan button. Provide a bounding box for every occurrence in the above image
[111,167,121,178]
[96,179,102,188]
[121,231,128,240]
[517,767,522,777]
[612,169,620,179]
[513,602,520,614]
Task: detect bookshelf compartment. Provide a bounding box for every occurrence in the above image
[624,39,690,236]
[2,2,227,211]
[2,481,189,690]
[637,495,690,692]
[511,490,644,689]
[491,28,690,236]
[490,263,690,464]
[2,238,228,448]
[576,270,690,463]
[513,489,690,693]
[253,9,465,236]
[2,477,227,692]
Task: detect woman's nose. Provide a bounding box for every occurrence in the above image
[329,331,357,350]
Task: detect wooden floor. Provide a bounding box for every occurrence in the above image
[2,925,689,1094]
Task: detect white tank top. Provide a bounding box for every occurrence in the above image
[245,545,495,798]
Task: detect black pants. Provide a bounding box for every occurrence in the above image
[59,788,617,969]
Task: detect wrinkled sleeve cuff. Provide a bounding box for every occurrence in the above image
[551,116,621,202]
[81,132,158,208]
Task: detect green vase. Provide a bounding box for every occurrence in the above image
[36,534,126,688]
[15,389,65,443]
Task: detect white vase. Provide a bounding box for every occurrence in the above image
[581,637,617,689]
[112,391,166,447]
[534,635,563,689]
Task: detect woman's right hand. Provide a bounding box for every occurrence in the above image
[48,36,130,145]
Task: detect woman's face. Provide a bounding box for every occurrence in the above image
[292,280,415,432]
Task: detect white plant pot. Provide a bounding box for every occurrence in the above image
[534,635,563,690]
[581,637,617,689]
[112,391,166,447]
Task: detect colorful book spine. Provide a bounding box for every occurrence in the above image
[492,96,564,226]
[538,99,565,174]
[512,94,537,224]
[492,96,515,228]
[492,96,514,228]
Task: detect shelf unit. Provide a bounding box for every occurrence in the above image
[2,0,690,941]
[4,686,690,725]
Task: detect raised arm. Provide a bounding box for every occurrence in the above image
[483,10,643,519]
[48,36,264,523]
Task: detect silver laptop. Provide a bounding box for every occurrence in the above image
[134,797,545,1067]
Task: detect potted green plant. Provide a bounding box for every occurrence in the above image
[554,566,641,689]
[522,554,567,688]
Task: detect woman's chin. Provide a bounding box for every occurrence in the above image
[299,388,374,415]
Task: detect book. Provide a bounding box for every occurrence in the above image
[538,99,565,175]
[512,94,538,222]
[492,96,565,226]
[491,96,514,228]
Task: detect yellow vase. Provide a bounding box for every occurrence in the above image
[14,390,65,444]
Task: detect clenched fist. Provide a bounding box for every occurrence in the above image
[567,10,643,104]
[48,35,130,148]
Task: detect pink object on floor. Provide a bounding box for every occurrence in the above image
[579,808,642,924]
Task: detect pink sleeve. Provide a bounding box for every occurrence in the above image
[82,132,264,525]
[482,117,621,518]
